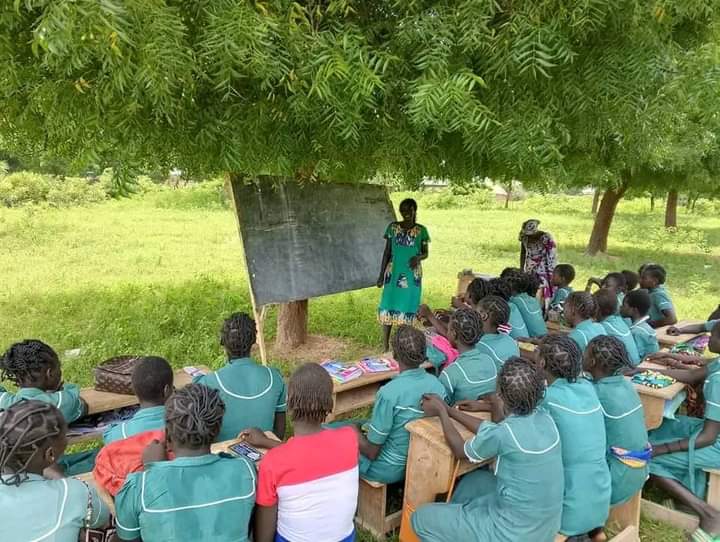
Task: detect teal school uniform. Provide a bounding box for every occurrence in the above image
[104,405,166,444]
[629,317,660,359]
[649,359,720,499]
[361,368,447,483]
[593,376,649,505]
[568,319,606,352]
[508,303,529,339]
[440,349,497,404]
[510,293,548,337]
[601,315,641,366]
[705,320,719,332]
[0,474,109,542]
[116,454,256,542]
[616,292,625,314]
[648,285,674,323]
[550,286,572,307]
[412,409,563,542]
[194,358,286,442]
[543,378,612,535]
[0,385,84,423]
[475,333,520,371]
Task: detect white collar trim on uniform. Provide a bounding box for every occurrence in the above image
[547,402,601,416]
[504,414,560,454]
[630,316,650,329]
[214,367,273,400]
[599,403,643,419]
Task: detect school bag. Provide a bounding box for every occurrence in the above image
[94,356,140,395]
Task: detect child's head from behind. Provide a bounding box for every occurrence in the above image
[594,288,618,320]
[488,278,512,302]
[564,292,597,325]
[466,278,490,307]
[391,326,427,369]
[220,312,256,359]
[0,400,67,486]
[502,269,529,296]
[498,357,545,416]
[621,270,639,291]
[525,273,541,297]
[620,289,652,320]
[538,335,582,382]
[583,335,629,379]
[165,384,225,451]
[132,356,174,405]
[709,322,720,354]
[288,363,334,424]
[0,340,61,390]
[552,264,575,288]
[602,272,627,295]
[448,308,483,348]
[639,264,666,289]
[477,295,511,330]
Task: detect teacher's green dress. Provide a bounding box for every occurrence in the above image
[378,223,429,326]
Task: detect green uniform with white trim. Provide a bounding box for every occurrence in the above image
[543,378,611,536]
[568,319,606,352]
[600,315,641,366]
[103,405,166,444]
[194,358,286,442]
[412,409,563,542]
[616,292,625,314]
[648,285,674,323]
[0,385,84,423]
[361,368,446,483]
[510,293,548,337]
[550,286,572,308]
[649,359,720,499]
[0,474,109,542]
[440,349,497,404]
[116,454,256,542]
[593,375,649,505]
[508,303,529,340]
[475,333,520,371]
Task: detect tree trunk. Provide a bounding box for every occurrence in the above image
[276,300,309,350]
[691,196,698,212]
[585,178,630,256]
[650,194,655,212]
[504,184,511,209]
[665,189,678,228]
[591,190,601,215]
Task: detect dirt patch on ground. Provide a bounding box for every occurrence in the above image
[268,334,382,364]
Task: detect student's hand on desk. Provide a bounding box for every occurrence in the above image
[667,326,681,336]
[239,427,272,448]
[421,394,448,417]
[142,439,168,465]
[455,399,490,412]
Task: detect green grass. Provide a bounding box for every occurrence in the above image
[2,189,718,541]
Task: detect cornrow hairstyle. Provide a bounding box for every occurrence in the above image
[525,272,541,297]
[0,340,59,386]
[466,278,490,306]
[638,262,657,276]
[498,357,545,416]
[220,312,256,358]
[603,272,627,293]
[565,291,597,320]
[165,384,225,449]
[586,335,630,376]
[621,270,639,291]
[450,308,483,346]
[625,289,652,317]
[488,278,512,302]
[132,356,174,403]
[554,264,576,284]
[287,363,334,424]
[478,295,511,327]
[594,288,618,319]
[0,401,66,487]
[502,269,529,296]
[539,335,582,382]
[642,264,667,284]
[391,325,427,369]
[399,198,418,211]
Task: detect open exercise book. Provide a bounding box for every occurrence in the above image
[321,357,398,384]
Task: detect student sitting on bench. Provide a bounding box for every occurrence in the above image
[475,295,520,370]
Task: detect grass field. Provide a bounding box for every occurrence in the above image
[2,185,718,541]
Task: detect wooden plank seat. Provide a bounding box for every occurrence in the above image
[356,478,403,539]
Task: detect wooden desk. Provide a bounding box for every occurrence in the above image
[655,320,705,349]
[456,270,496,296]
[518,340,537,361]
[329,371,397,421]
[546,321,571,335]
[631,362,686,431]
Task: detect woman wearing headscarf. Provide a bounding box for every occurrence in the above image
[519,219,557,309]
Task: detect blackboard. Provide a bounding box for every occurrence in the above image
[230,178,396,306]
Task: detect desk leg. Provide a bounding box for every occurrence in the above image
[639,395,663,431]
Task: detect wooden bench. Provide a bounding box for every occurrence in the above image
[356,478,403,538]
[609,526,639,542]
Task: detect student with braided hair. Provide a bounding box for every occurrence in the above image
[564,292,606,352]
[0,339,85,423]
[504,269,548,337]
[584,336,650,508]
[439,308,497,404]
[0,401,110,541]
[488,277,529,340]
[242,363,359,542]
[194,312,286,441]
[475,295,520,370]
[594,288,641,366]
[115,384,256,542]
[413,358,563,541]
[357,325,446,483]
[538,335,611,541]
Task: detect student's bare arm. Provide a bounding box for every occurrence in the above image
[447,407,485,434]
[667,323,706,335]
[273,412,286,441]
[650,308,678,328]
[419,306,449,337]
[358,432,381,460]
[648,366,707,386]
[653,419,720,456]
[254,504,278,542]
[436,408,470,459]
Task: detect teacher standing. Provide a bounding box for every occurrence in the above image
[376,198,430,352]
[519,218,557,307]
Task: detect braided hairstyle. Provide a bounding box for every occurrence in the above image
[565,291,597,321]
[488,278,512,302]
[478,295,511,327]
[165,384,225,449]
[450,308,483,347]
[538,335,582,382]
[466,278,490,306]
[0,401,66,486]
[502,269,529,296]
[392,325,427,369]
[288,363,334,424]
[585,335,630,376]
[0,340,59,386]
[220,313,256,358]
[498,357,545,416]
[594,288,618,320]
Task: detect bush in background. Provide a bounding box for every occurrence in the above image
[0,171,107,208]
